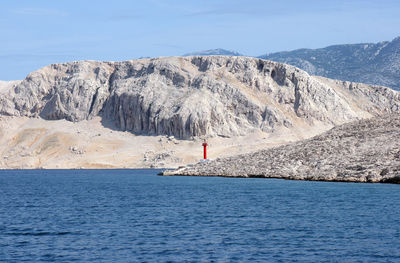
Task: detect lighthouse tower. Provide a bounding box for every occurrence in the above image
[202,139,208,160]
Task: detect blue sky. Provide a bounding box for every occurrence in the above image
[1,0,400,80]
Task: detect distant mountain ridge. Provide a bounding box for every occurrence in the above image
[183,48,243,57]
[186,37,400,90]
[260,37,400,91]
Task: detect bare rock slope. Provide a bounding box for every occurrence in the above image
[1,56,400,140]
[164,113,400,183]
[1,56,400,170]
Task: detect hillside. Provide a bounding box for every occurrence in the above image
[164,113,400,184]
[260,37,400,91]
[1,56,399,139]
[0,56,400,169]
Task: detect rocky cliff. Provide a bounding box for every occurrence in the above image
[1,56,400,139]
[163,113,400,184]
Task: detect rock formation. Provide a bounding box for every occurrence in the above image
[1,56,399,140]
[163,113,400,184]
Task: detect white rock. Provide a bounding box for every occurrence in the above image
[0,56,399,139]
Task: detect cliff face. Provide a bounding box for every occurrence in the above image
[1,56,400,139]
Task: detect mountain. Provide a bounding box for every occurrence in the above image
[183,48,242,57]
[260,37,400,91]
[163,113,400,184]
[1,56,400,169]
[1,56,399,140]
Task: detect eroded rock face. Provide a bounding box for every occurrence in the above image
[164,113,400,184]
[0,61,114,121]
[1,56,400,138]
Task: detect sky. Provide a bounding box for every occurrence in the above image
[1,0,400,80]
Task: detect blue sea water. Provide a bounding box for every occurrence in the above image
[0,169,400,263]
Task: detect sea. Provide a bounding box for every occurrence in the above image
[1,169,399,263]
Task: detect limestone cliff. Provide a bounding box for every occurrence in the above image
[1,56,400,139]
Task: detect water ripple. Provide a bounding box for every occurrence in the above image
[1,169,400,262]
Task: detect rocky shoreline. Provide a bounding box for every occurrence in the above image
[162,114,400,184]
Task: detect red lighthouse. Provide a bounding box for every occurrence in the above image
[202,139,208,160]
